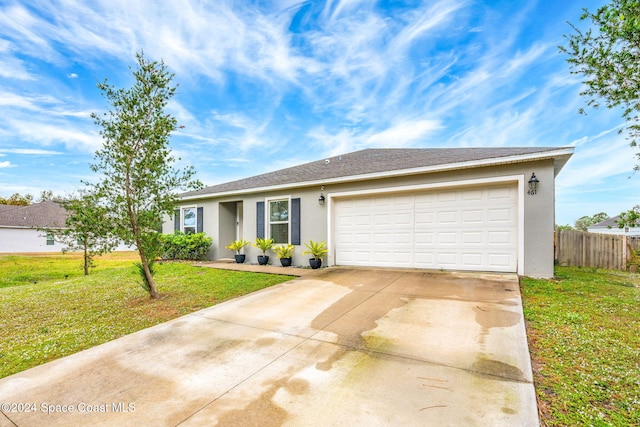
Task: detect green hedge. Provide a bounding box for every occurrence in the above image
[160,232,212,260]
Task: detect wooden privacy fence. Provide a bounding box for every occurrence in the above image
[555,229,631,271]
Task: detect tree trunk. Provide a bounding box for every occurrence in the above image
[138,249,159,299]
[83,243,89,276]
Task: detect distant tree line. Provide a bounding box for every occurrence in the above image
[0,191,60,206]
[557,212,609,231]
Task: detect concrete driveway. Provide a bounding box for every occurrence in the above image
[0,268,538,426]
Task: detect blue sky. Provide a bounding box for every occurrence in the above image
[0,0,636,226]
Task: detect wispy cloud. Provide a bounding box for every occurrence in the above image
[0,161,15,168]
[309,118,442,156]
[0,148,63,155]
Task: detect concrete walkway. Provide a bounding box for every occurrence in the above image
[0,267,538,426]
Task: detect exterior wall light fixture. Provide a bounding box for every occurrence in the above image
[319,193,325,205]
[528,173,539,196]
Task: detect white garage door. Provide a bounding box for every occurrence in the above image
[333,184,518,272]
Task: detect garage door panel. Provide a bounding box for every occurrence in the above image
[437,252,458,266]
[487,254,513,270]
[393,213,412,225]
[355,233,371,243]
[462,209,484,223]
[374,233,393,244]
[334,184,517,272]
[355,214,372,226]
[437,211,457,224]
[487,208,512,223]
[462,231,484,244]
[414,232,434,244]
[488,231,512,244]
[393,232,412,244]
[462,189,483,201]
[437,232,458,244]
[488,187,512,200]
[437,192,457,203]
[374,213,391,224]
[462,253,484,266]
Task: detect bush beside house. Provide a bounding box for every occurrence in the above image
[160,232,212,260]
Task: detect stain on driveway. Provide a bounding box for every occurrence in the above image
[0,268,538,426]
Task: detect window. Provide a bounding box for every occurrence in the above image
[182,207,197,234]
[175,207,203,234]
[268,198,289,244]
[46,233,54,246]
[257,199,299,244]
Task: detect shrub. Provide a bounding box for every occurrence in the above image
[160,232,212,260]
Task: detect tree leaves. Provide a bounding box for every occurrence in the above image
[562,0,640,168]
[87,52,203,298]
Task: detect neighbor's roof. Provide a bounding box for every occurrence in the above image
[586,215,640,230]
[182,147,573,199]
[588,216,620,229]
[0,201,68,228]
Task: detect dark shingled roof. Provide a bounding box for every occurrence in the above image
[0,201,68,228]
[587,215,640,229]
[589,216,621,229]
[182,147,570,198]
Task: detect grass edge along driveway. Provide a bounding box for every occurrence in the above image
[0,253,293,379]
[521,266,640,427]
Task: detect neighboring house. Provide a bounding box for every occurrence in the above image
[0,201,67,253]
[163,147,574,278]
[0,201,133,253]
[587,216,640,236]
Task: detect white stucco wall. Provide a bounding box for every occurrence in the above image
[0,227,134,253]
[0,227,62,253]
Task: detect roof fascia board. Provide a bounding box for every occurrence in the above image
[180,147,575,201]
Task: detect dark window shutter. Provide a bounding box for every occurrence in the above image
[256,201,265,239]
[174,209,180,232]
[291,198,301,245]
[197,207,203,233]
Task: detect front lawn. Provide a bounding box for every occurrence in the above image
[0,252,293,379]
[521,266,640,426]
[3,254,638,426]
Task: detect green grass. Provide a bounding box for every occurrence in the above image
[0,253,293,379]
[0,251,139,288]
[521,266,640,427]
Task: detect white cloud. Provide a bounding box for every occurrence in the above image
[309,118,441,156]
[390,1,465,53]
[367,120,442,146]
[0,148,63,155]
[2,118,100,152]
[0,161,15,168]
[68,73,78,78]
[557,134,637,190]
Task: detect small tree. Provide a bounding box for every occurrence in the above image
[562,0,640,168]
[37,190,59,202]
[89,52,201,298]
[617,205,640,229]
[42,191,119,275]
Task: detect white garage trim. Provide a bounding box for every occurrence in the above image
[327,175,525,274]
